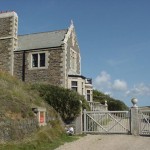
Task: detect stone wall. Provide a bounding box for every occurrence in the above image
[0,12,18,75]
[66,28,81,75]
[0,17,12,73]
[0,17,12,37]
[0,39,12,73]
[0,118,38,142]
[14,47,64,86]
[13,51,23,80]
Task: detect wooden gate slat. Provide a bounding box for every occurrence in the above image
[139,110,150,135]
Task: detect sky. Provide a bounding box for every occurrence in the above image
[1,0,150,107]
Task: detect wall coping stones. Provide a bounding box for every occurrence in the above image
[0,11,18,18]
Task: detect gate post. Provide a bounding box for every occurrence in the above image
[83,109,86,133]
[130,98,139,136]
[74,101,83,134]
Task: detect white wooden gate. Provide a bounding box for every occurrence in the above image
[139,110,150,135]
[83,110,130,134]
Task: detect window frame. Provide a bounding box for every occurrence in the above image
[87,90,91,101]
[39,53,46,67]
[32,53,38,67]
[71,81,78,92]
[30,51,48,69]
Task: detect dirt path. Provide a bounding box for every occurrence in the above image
[55,134,150,150]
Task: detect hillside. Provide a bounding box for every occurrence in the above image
[0,71,63,143]
[93,90,129,111]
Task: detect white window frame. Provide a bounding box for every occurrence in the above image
[29,51,49,69]
[71,81,78,92]
[87,90,91,101]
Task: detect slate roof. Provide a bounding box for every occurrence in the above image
[17,29,68,51]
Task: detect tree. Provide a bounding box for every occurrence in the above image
[93,90,128,111]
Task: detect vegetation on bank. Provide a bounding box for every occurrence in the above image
[0,71,129,149]
[0,71,58,121]
[0,72,84,149]
[31,84,90,123]
[0,123,80,150]
[0,72,67,149]
[93,90,129,110]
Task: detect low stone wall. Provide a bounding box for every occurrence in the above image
[0,118,38,142]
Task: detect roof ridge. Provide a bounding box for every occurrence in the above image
[18,28,68,36]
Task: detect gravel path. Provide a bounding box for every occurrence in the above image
[55,134,150,150]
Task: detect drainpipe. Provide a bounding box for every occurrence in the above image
[22,50,25,81]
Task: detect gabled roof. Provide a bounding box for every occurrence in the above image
[17,29,68,51]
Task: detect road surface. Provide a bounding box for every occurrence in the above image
[55,134,150,150]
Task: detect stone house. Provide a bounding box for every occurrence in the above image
[0,11,93,102]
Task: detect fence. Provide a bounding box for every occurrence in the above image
[80,98,150,136]
[139,110,150,135]
[83,110,130,134]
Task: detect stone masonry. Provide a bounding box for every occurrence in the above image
[0,11,81,87]
[0,12,18,75]
[14,47,64,86]
[0,11,93,101]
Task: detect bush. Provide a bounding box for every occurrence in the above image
[93,90,129,111]
[31,84,89,123]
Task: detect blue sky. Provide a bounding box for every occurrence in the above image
[1,0,150,107]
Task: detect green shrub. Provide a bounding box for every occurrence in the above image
[31,84,89,123]
[93,89,129,111]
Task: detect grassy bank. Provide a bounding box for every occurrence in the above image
[0,135,79,150]
[0,71,81,149]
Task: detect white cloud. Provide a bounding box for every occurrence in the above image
[126,83,150,96]
[95,71,111,84]
[94,71,111,90]
[112,79,127,91]
[94,71,150,106]
[94,71,128,93]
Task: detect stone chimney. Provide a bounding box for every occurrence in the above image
[0,11,18,75]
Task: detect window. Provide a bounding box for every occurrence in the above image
[40,53,45,67]
[71,81,78,92]
[32,53,46,68]
[87,90,91,101]
[70,49,77,71]
[82,82,84,95]
[32,54,38,67]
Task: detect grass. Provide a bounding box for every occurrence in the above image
[0,72,83,149]
[0,72,66,147]
[43,134,80,150]
[0,133,80,150]
[0,119,82,150]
